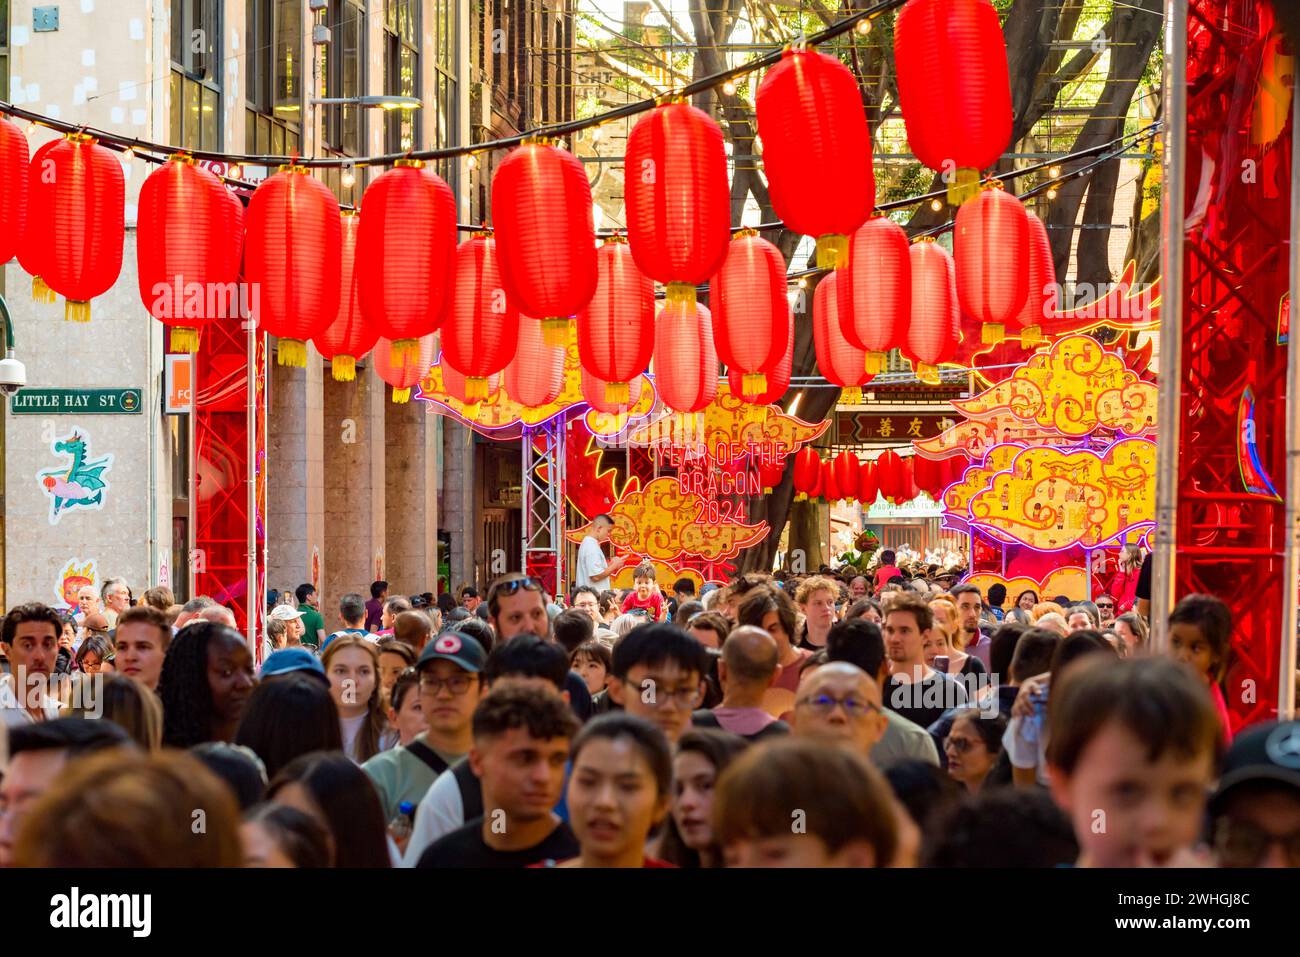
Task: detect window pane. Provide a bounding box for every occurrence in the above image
[171,71,185,146]
[185,77,201,150]
[274,0,301,120]
[272,121,285,157]
[172,0,185,67]
[202,85,218,149]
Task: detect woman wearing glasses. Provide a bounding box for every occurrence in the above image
[943,709,1008,793]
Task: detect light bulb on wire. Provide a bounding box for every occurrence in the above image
[1047,187,1059,200]
[930,199,943,212]
[342,165,356,188]
[722,79,737,96]
[591,126,602,145]
[1048,165,1062,178]
[856,18,872,35]
[466,153,479,170]
[228,163,241,180]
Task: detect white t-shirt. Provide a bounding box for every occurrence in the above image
[340,713,367,764]
[1003,713,1050,787]
[575,535,609,592]
[401,767,465,866]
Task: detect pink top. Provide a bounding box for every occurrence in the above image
[1211,682,1234,745]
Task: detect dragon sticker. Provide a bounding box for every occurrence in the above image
[38,430,113,524]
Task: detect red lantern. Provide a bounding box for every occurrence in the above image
[895,456,919,504]
[19,139,59,303]
[0,117,29,265]
[505,312,566,408]
[793,446,821,501]
[756,48,875,269]
[492,141,597,347]
[217,185,245,284]
[358,160,457,366]
[822,457,843,504]
[813,273,872,402]
[756,455,786,494]
[911,455,937,499]
[40,134,125,322]
[832,451,860,502]
[876,449,904,501]
[654,300,716,414]
[442,361,500,412]
[581,367,645,414]
[840,216,909,375]
[314,211,378,381]
[578,237,654,406]
[441,234,520,401]
[624,101,729,303]
[728,303,793,404]
[246,165,341,366]
[858,459,879,507]
[1017,209,1056,344]
[907,239,960,382]
[895,0,1013,204]
[712,229,788,399]
[374,334,435,403]
[955,184,1030,344]
[136,156,227,353]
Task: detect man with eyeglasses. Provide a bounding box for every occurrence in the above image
[791,662,888,758]
[362,632,487,822]
[607,622,709,745]
[1208,720,1300,868]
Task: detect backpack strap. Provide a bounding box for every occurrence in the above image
[452,758,484,821]
[404,739,451,777]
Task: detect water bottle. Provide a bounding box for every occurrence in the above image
[389,801,415,845]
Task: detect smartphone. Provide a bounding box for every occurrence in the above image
[933,655,950,674]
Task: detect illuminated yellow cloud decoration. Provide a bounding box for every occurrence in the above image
[945,445,1021,515]
[966,439,1156,551]
[965,568,1089,603]
[955,335,1157,439]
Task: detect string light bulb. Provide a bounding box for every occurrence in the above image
[122,147,135,164]
[228,163,241,180]
[722,79,737,96]
[856,18,872,35]
[466,153,479,170]
[25,122,37,137]
[1047,187,1059,200]
[755,15,766,30]
[342,164,356,188]
[798,277,808,289]
[591,126,602,144]
[1048,165,1061,178]
[930,198,943,212]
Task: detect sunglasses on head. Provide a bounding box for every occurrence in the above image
[491,577,544,600]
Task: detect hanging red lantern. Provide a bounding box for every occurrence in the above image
[858,459,879,508]
[755,48,875,269]
[624,101,729,305]
[358,160,456,367]
[374,334,435,403]
[314,211,378,381]
[246,165,341,366]
[581,367,645,415]
[442,361,500,415]
[492,140,597,347]
[907,239,960,383]
[19,139,59,303]
[441,233,521,402]
[712,229,788,399]
[793,446,821,502]
[832,451,860,502]
[578,236,654,406]
[955,183,1030,344]
[840,216,909,375]
[136,156,227,353]
[894,0,1013,205]
[895,456,919,504]
[813,273,873,403]
[755,454,786,494]
[876,449,904,501]
[39,134,125,322]
[0,117,29,265]
[654,300,716,414]
[911,455,938,499]
[1017,209,1056,345]
[822,457,843,504]
[505,312,566,408]
[727,302,793,404]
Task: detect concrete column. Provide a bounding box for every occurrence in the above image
[384,395,438,595]
[267,347,325,597]
[440,417,477,591]
[322,361,385,609]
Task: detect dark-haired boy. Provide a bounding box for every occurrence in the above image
[621,564,666,622]
[608,622,709,745]
[1046,656,1222,867]
[416,685,580,867]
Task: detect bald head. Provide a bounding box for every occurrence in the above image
[722,625,779,685]
[793,662,887,756]
[196,605,237,628]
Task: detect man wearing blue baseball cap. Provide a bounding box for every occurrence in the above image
[362,630,487,823]
[259,647,329,685]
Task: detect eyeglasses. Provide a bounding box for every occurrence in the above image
[419,674,477,696]
[621,679,702,709]
[944,735,978,754]
[1096,602,1115,610]
[1213,818,1300,867]
[796,694,880,719]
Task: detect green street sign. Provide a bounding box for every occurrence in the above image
[10,388,143,415]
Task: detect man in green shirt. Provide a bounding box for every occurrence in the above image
[295,583,327,649]
[363,631,487,822]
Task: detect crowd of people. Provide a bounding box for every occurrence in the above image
[0,545,1298,871]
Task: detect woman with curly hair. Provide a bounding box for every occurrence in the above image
[321,634,389,764]
[158,622,256,749]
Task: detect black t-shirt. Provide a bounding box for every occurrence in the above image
[885,671,968,731]
[1135,553,1153,602]
[416,818,579,868]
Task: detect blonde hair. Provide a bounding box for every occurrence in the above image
[65,674,164,751]
[927,597,962,649]
[1032,601,1066,622]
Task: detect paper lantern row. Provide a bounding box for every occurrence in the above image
[791,447,968,506]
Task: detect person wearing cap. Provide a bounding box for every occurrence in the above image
[362,631,486,822]
[1209,720,1300,868]
[268,604,308,649]
[259,647,329,684]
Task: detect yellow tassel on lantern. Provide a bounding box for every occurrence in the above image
[170,327,200,354]
[666,282,697,307]
[465,376,490,402]
[392,387,412,403]
[32,276,57,304]
[815,234,849,270]
[795,493,807,502]
[915,362,941,385]
[391,338,419,366]
[865,351,886,375]
[981,322,1005,345]
[541,318,569,348]
[462,400,481,418]
[65,300,92,323]
[332,355,357,382]
[604,381,630,406]
[1020,325,1043,348]
[947,168,981,206]
[841,386,863,405]
[277,338,308,368]
[742,372,767,399]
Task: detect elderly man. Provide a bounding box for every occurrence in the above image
[692,625,789,742]
[100,578,131,629]
[791,662,889,759]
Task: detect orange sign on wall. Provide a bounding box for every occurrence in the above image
[165,354,193,414]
